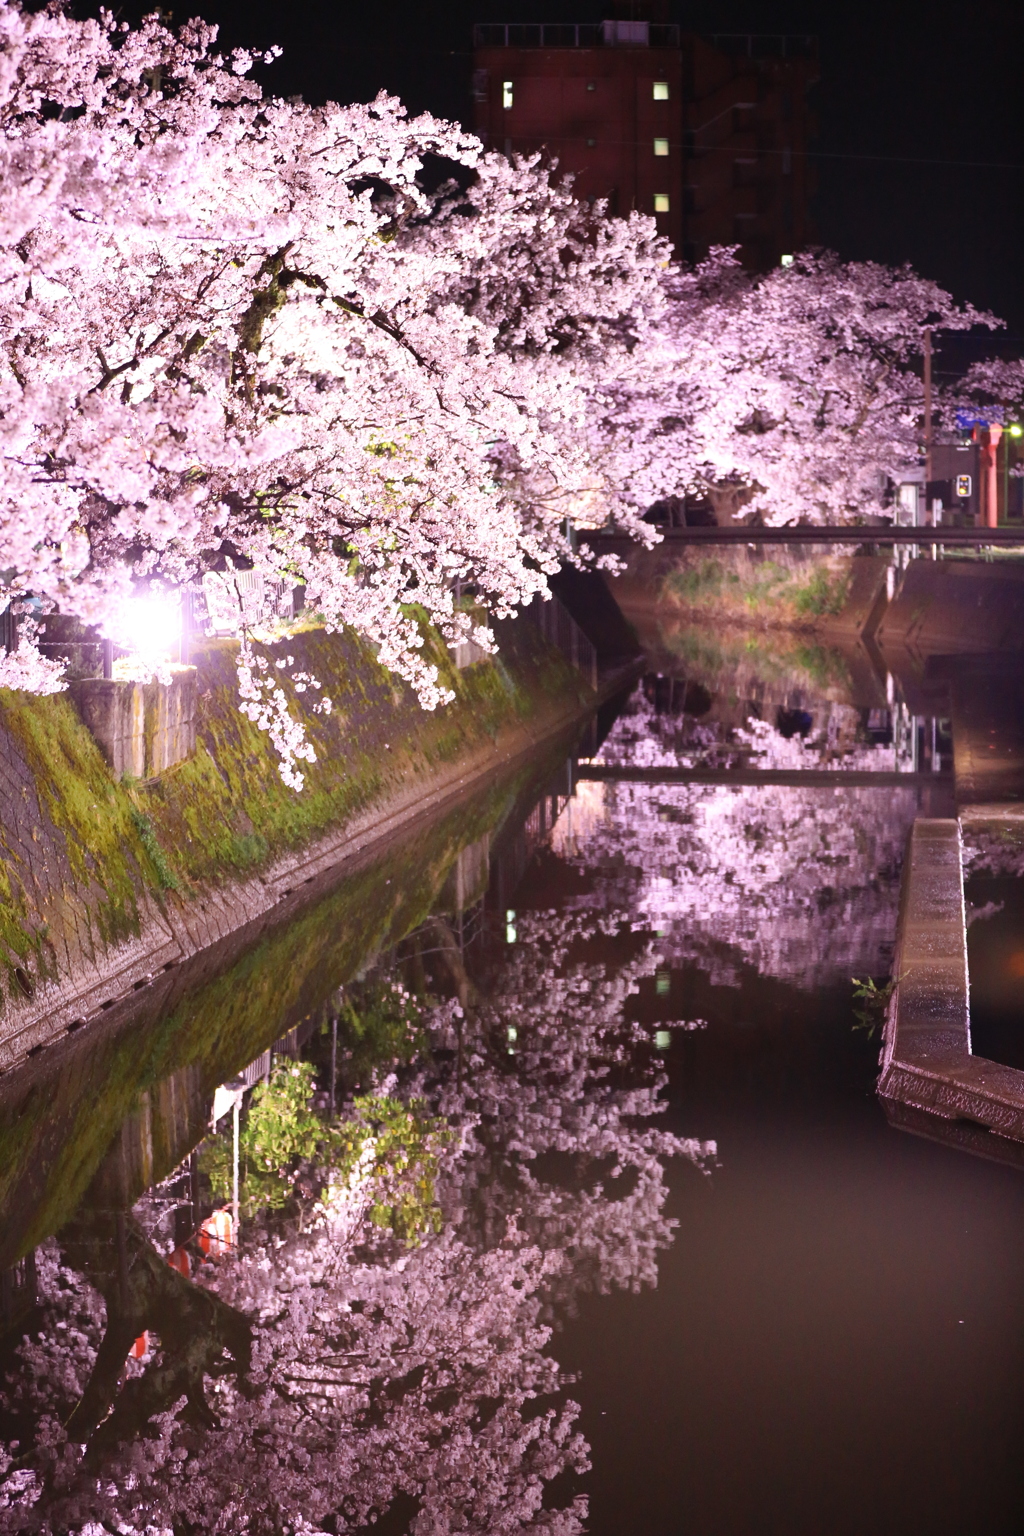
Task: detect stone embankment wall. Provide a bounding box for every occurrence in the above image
[875,557,1024,656]
[0,615,596,1072]
[70,669,198,779]
[0,750,549,1268]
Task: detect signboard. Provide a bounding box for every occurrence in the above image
[956,408,1004,431]
[955,473,973,500]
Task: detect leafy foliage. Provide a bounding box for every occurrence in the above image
[851,974,898,1038]
[201,1059,447,1239]
[336,976,428,1090]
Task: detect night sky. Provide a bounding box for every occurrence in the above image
[75,0,1023,354]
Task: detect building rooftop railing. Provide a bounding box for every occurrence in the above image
[706,33,818,59]
[473,21,681,49]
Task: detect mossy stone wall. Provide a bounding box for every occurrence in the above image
[0,615,590,1049]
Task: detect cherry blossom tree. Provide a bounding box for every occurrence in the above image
[591,248,997,525]
[0,1,665,735]
[2,0,1010,787]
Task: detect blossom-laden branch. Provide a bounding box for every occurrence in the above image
[0,1,1010,774]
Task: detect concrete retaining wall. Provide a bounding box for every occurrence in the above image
[71,668,198,778]
[0,616,624,1076]
[878,816,1024,1145]
[875,558,1024,656]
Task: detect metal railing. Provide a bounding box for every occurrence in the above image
[197,569,296,638]
[238,1050,272,1089]
[707,33,817,59]
[474,21,680,48]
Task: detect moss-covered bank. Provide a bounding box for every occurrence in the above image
[0,614,593,1056]
[0,727,571,1267]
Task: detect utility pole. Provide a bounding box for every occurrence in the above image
[329,1013,338,1120]
[922,329,934,525]
[231,1096,240,1244]
[986,423,1003,529]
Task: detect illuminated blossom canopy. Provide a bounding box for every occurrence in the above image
[590,248,997,526]
[0,0,665,718]
[0,1,1008,776]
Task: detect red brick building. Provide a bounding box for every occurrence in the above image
[472,20,819,270]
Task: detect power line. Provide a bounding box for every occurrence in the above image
[501,132,1024,173]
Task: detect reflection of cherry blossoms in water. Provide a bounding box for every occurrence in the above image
[560,691,919,990]
[963,827,1024,881]
[0,909,710,1534]
[423,911,715,1305]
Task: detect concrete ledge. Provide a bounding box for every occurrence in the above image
[878,816,1024,1150]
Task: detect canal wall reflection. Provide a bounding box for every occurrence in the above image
[0,731,583,1271]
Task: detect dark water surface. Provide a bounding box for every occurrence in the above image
[564,978,1024,1536]
[3,643,1024,1535]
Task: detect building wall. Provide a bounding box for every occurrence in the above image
[472,26,818,270]
[474,39,684,252]
[684,35,818,269]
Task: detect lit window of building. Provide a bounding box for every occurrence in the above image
[472,23,818,269]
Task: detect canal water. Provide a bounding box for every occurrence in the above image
[3,631,1024,1534]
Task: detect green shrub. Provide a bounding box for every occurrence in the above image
[793,566,850,618]
[201,1058,447,1242]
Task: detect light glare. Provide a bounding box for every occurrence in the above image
[111,589,181,661]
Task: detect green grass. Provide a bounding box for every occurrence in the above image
[792,566,852,618]
[663,554,853,625]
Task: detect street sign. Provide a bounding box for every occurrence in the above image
[956,408,1004,431]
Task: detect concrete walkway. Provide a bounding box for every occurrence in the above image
[878,818,1024,1146]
